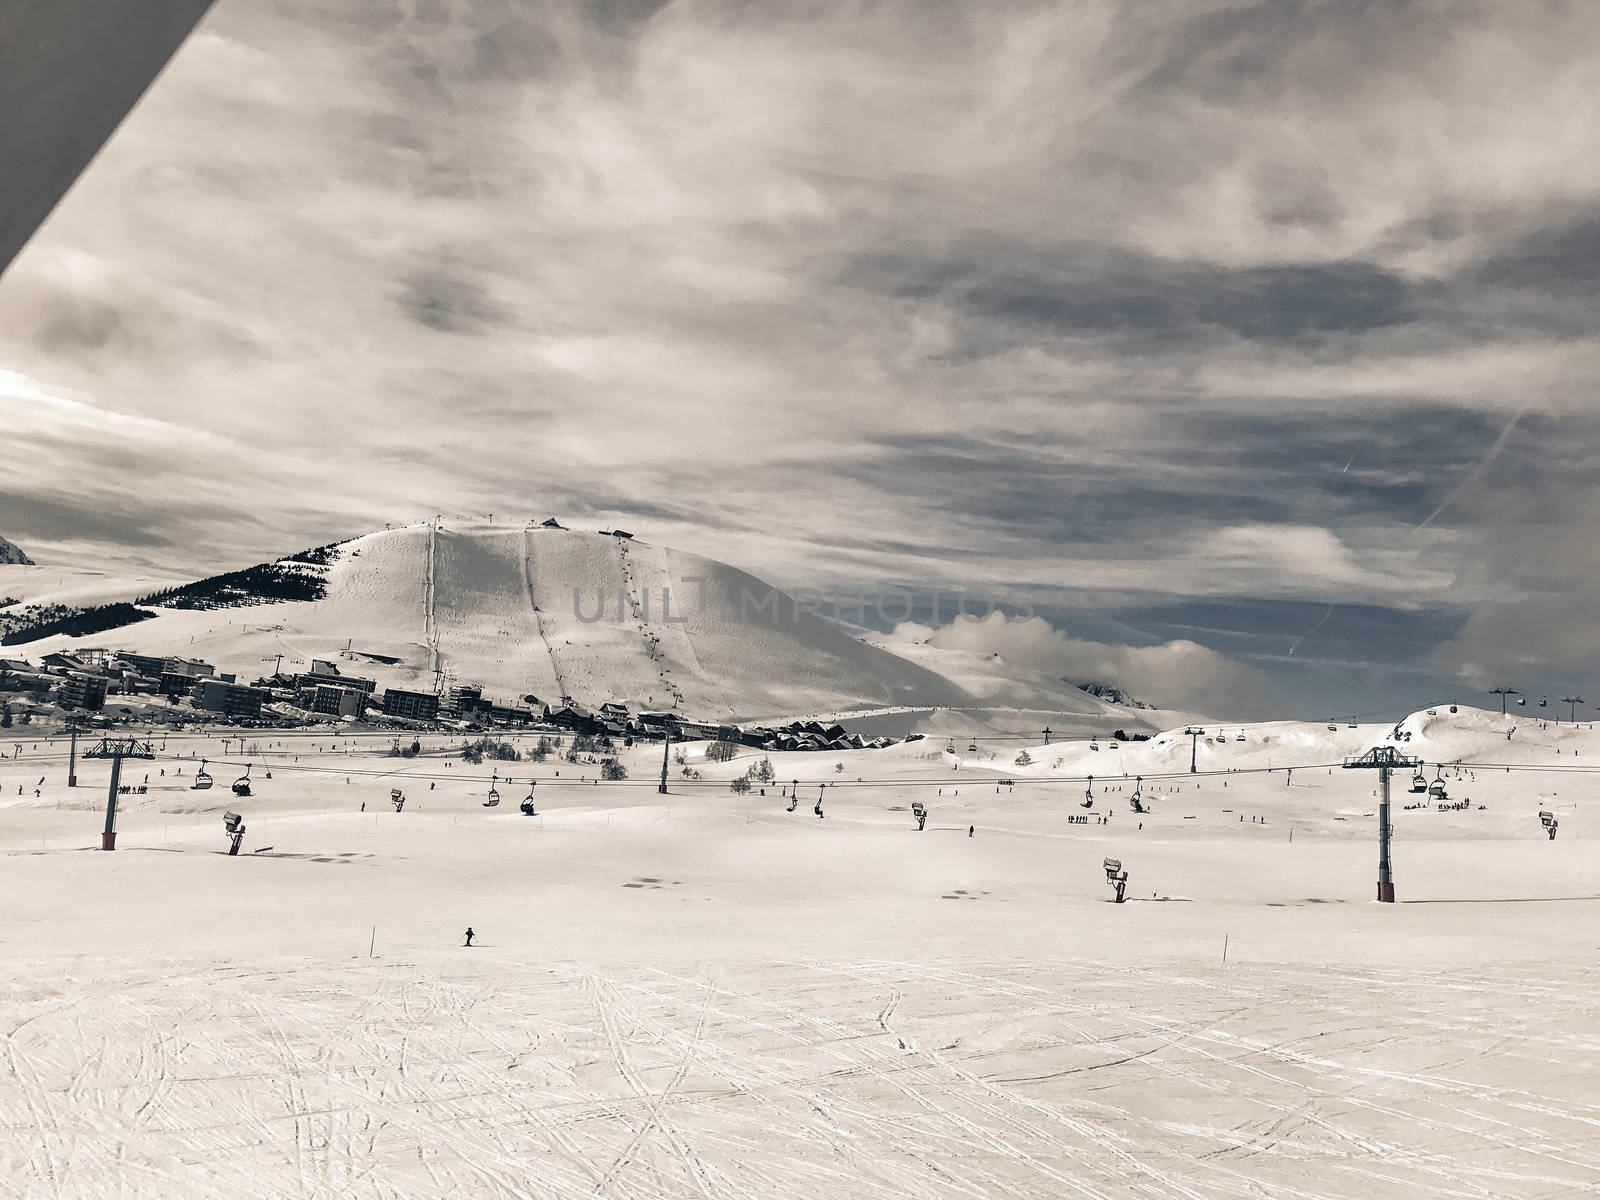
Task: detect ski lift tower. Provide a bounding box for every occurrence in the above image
[1490,686,1519,715]
[92,737,157,851]
[1184,727,1206,773]
[1343,745,1420,903]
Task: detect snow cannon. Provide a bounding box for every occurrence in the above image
[1103,857,1129,904]
[222,810,246,856]
[390,787,405,812]
[911,801,928,831]
[1540,810,1559,840]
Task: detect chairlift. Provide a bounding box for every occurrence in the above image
[1428,779,1448,800]
[946,738,955,754]
[1408,773,1428,794]
[1236,730,1246,742]
[1448,704,1457,714]
[231,763,252,798]
[1539,696,1548,708]
[191,760,214,791]
[967,740,978,753]
[1089,739,1100,751]
[1326,721,1338,731]
[520,781,537,816]
[484,783,500,808]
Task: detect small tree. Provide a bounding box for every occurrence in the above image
[601,759,627,781]
[752,756,774,783]
[729,775,752,795]
[705,740,738,763]
[1015,749,1033,767]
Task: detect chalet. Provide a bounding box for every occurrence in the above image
[40,652,89,674]
[487,703,537,727]
[546,704,597,733]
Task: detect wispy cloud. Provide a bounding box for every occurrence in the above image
[2,0,1597,713]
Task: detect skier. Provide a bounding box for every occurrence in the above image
[968,824,974,838]
[464,927,475,947]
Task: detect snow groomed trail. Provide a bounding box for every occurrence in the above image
[1,954,1595,1200]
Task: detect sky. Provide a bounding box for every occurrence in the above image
[2,0,1598,720]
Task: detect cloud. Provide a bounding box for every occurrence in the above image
[887,610,1281,719]
[2,0,1599,717]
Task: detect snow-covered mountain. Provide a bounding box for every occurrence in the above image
[6,524,977,721]
[0,535,32,566]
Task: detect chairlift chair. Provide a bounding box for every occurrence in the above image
[1089,739,1100,751]
[1428,779,1448,800]
[1409,773,1428,794]
[484,784,500,808]
[231,763,252,798]
[1236,731,1246,741]
[967,740,978,753]
[191,760,214,791]
[520,781,538,816]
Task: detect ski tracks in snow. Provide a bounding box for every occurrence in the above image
[1,955,1597,1198]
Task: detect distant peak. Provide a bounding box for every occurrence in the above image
[0,535,33,566]
[1072,680,1152,710]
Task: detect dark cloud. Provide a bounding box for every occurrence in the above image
[395,266,510,335]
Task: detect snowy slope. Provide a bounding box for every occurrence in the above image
[0,562,177,609]
[0,535,32,566]
[12,524,973,719]
[2,716,1597,1199]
